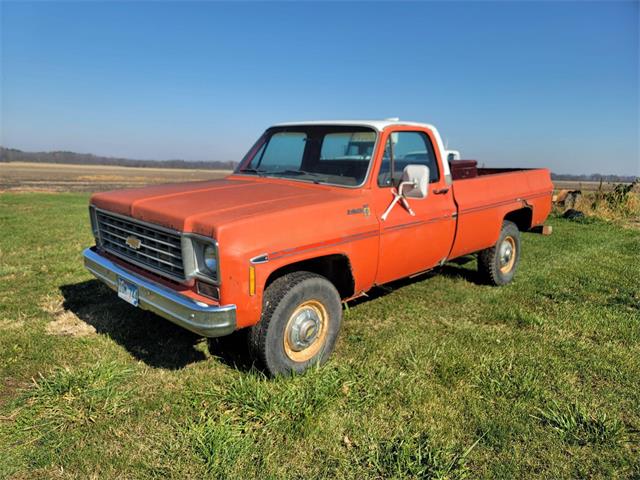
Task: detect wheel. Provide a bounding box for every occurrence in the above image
[248,271,342,376]
[477,220,521,286]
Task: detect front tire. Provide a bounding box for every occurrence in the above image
[478,220,521,286]
[248,271,342,376]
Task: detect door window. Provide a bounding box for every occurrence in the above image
[378,131,440,186]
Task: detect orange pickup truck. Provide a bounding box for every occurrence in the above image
[84,119,553,375]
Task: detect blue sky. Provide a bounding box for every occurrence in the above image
[1,1,638,175]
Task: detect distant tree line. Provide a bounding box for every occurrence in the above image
[0,147,237,170]
[550,172,637,183]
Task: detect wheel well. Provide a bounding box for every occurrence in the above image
[505,207,533,231]
[264,254,355,300]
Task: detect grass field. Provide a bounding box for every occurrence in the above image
[0,162,230,192]
[1,192,639,479]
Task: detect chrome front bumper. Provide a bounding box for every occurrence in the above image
[83,247,236,337]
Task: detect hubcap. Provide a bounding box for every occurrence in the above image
[283,300,328,362]
[499,236,516,273]
[287,307,321,351]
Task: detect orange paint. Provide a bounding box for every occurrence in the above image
[90,123,553,329]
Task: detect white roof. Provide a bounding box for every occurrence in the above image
[273,119,452,181]
[272,118,452,181]
[273,119,436,132]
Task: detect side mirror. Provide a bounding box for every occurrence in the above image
[400,164,429,199]
[380,164,429,221]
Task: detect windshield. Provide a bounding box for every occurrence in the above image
[235,126,377,186]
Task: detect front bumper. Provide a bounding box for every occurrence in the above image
[83,247,236,337]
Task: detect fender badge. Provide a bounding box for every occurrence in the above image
[126,235,142,250]
[347,204,371,217]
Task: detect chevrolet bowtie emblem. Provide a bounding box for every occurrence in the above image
[125,235,142,250]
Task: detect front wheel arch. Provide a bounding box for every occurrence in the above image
[263,254,355,300]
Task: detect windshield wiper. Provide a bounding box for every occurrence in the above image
[237,168,264,175]
[265,169,324,177]
[260,169,325,184]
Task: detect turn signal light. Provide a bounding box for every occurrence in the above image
[249,266,256,296]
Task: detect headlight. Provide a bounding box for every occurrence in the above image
[183,235,219,284]
[203,245,217,274]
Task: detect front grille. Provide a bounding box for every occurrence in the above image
[96,210,185,280]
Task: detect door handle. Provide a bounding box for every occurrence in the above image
[433,188,449,195]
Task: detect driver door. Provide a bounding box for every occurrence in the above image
[373,128,457,284]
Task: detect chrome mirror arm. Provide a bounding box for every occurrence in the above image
[381,180,416,221]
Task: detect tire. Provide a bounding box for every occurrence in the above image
[247,271,342,376]
[477,220,521,286]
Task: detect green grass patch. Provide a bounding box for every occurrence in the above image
[534,401,628,446]
[1,192,639,478]
[14,362,133,433]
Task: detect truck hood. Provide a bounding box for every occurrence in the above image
[90,176,355,234]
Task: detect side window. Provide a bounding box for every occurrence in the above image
[377,131,440,186]
[250,132,307,170]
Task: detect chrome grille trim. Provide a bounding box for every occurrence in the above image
[98,227,182,259]
[96,220,180,249]
[95,209,186,281]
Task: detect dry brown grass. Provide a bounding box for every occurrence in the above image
[41,294,96,337]
[45,311,97,337]
[569,191,640,223]
[553,178,639,226]
[0,162,231,192]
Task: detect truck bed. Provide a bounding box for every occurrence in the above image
[448,167,553,259]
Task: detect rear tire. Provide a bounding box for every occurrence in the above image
[247,271,342,376]
[478,220,521,286]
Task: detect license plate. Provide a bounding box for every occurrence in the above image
[117,277,139,307]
